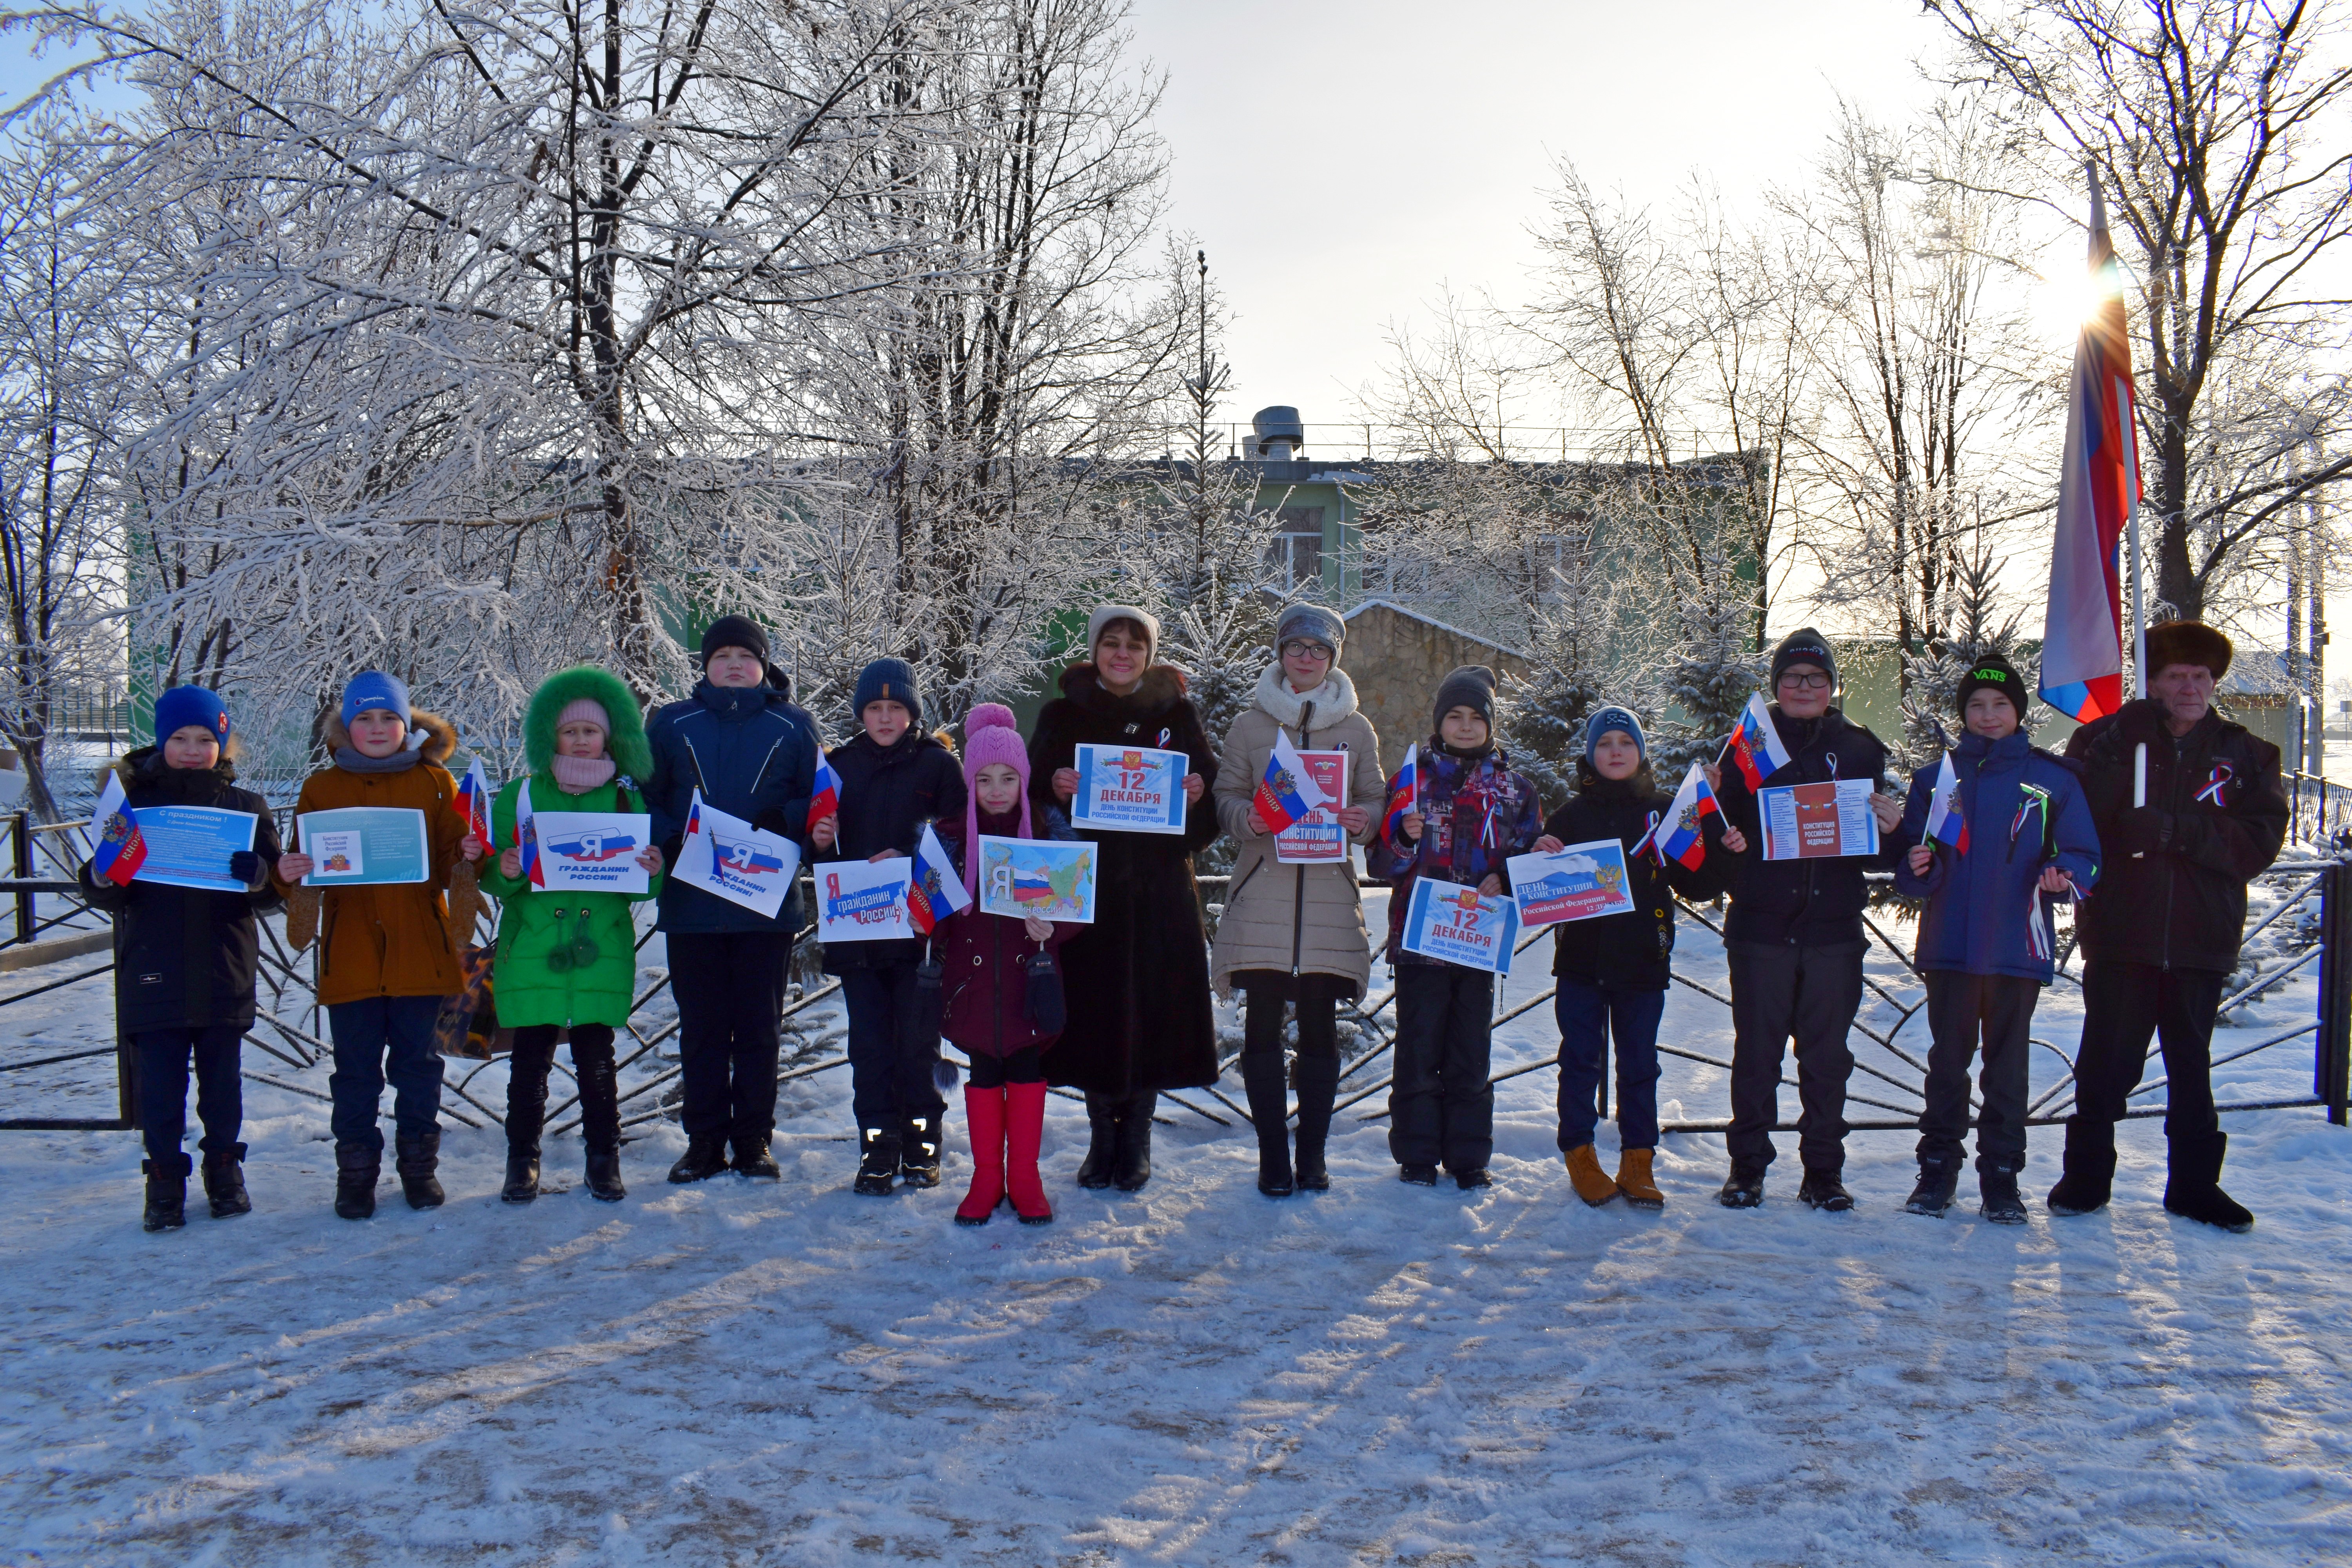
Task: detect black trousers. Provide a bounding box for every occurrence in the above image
[1918,971,2040,1171]
[969,1045,1044,1088]
[668,931,793,1142]
[840,965,949,1129]
[507,1024,619,1152]
[135,1024,244,1167]
[1726,939,1865,1175]
[1238,973,1347,1061]
[2069,960,2225,1143]
[1388,964,1495,1174]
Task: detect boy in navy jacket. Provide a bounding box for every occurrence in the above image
[1893,656,2099,1223]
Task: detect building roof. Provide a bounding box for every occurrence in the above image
[1343,597,1524,658]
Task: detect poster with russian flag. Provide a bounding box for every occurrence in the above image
[1725,692,1793,792]
[2040,174,2139,723]
[675,787,799,919]
[1924,752,1969,853]
[975,835,1096,924]
[1252,730,1334,835]
[907,824,974,934]
[89,772,147,886]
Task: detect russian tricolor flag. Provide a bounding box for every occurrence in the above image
[1725,692,1793,792]
[90,773,147,886]
[454,758,492,841]
[907,824,973,935]
[513,779,545,887]
[1254,730,1334,835]
[1924,752,1969,854]
[1650,764,1719,871]
[2039,173,2139,724]
[1381,744,1422,845]
[809,751,843,829]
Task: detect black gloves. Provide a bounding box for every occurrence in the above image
[2120,806,2174,855]
[229,850,265,886]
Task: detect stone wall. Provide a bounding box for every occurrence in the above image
[1341,601,1530,775]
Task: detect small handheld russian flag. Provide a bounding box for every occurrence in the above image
[513,779,545,888]
[1923,752,1969,854]
[89,773,147,887]
[1381,744,1422,845]
[1724,692,1793,792]
[1254,730,1335,835]
[809,751,843,829]
[907,824,974,935]
[1650,764,1720,871]
[454,758,492,842]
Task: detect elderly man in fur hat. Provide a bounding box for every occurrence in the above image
[2055,620,2288,1232]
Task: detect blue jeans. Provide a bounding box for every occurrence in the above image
[1553,979,1664,1152]
[135,1024,244,1168]
[326,995,447,1151]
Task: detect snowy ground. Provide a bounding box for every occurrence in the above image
[5,873,2352,1566]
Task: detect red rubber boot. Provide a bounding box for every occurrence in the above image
[1004,1081,1053,1225]
[955,1085,1007,1225]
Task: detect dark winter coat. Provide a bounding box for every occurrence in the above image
[2065,699,2287,974]
[1367,740,1544,967]
[1711,705,1905,947]
[1541,773,1733,993]
[815,727,965,974]
[1893,731,2102,984]
[936,808,1078,1060]
[645,676,819,933]
[1025,662,1222,1095]
[78,748,284,1036]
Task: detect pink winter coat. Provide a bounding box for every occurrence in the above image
[937,814,1076,1060]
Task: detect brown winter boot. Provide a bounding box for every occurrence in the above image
[1614,1147,1664,1210]
[1563,1144,1619,1207]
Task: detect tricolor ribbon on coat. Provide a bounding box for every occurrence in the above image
[2195,761,2234,806]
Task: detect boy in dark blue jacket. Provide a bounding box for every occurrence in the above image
[645,616,820,1185]
[1893,656,2100,1223]
[811,659,966,1196]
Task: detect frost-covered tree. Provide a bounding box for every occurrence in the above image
[1896,535,2036,769]
[1651,545,1768,776]
[1497,517,1610,800]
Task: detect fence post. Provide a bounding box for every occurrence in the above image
[2318,860,2352,1127]
[10,811,31,947]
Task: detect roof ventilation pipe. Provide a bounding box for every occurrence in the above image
[1252,406,1305,462]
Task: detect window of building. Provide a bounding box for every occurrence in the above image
[1269,506,1326,593]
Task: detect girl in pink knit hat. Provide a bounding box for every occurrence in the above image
[935,703,1079,1224]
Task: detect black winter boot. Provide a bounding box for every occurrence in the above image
[730,1136,780,1179]
[668,1132,730,1183]
[1292,1054,1339,1192]
[2047,1117,2117,1217]
[1797,1168,1854,1212]
[1717,1165,1765,1209]
[1903,1156,1960,1217]
[143,1154,191,1232]
[1240,1052,1293,1197]
[1075,1092,1119,1189]
[2163,1131,2254,1233]
[504,1048,551,1203]
[1979,1162,2028,1225]
[900,1116,944,1189]
[1398,1163,1439,1186]
[855,1127,901,1196]
[501,1149,541,1202]
[394,1129,445,1210]
[1112,1090,1155,1192]
[200,1143,251,1219]
[584,1147,626,1202]
[333,1142,379,1221]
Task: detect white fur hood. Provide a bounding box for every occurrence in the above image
[1251,662,1359,731]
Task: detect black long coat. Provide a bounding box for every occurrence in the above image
[1025,663,1221,1096]
[77,749,284,1036]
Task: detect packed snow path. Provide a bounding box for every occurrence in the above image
[5,901,2352,1564]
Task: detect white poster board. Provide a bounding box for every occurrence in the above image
[1508,839,1637,927]
[532,810,654,894]
[1273,750,1350,865]
[674,791,801,919]
[816,857,914,942]
[1759,779,1880,862]
[1399,877,1520,973]
[1071,743,1188,835]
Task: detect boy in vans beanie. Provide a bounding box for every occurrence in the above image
[1955,655,2029,724]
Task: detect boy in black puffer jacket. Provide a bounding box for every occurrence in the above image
[78,686,283,1231]
[812,659,966,1196]
[1535,707,1739,1210]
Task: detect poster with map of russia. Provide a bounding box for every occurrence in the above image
[975,835,1098,924]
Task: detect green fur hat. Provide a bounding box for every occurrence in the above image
[523,666,652,782]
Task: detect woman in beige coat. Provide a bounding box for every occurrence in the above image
[1211,604,1386,1196]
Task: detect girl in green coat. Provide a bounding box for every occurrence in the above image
[480,666,664,1205]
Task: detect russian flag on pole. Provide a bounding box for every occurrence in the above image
[454,758,492,841]
[1381,744,1422,845]
[1254,729,1335,835]
[90,772,147,886]
[809,751,843,829]
[513,780,545,888]
[1726,692,1793,792]
[906,824,973,935]
[2039,173,2139,723]
[1924,752,1969,854]
[1651,764,1719,871]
